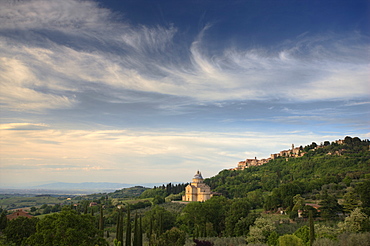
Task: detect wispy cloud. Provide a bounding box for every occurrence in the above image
[0,0,368,113]
[0,123,49,130]
[0,121,349,183]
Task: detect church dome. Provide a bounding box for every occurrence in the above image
[193,170,203,180]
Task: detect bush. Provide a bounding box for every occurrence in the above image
[278,234,304,246]
[193,239,214,246]
[152,195,165,205]
[312,238,336,246]
[158,227,186,246]
[337,232,370,246]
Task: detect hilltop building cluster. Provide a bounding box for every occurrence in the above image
[232,144,302,171]
[270,144,305,159]
[232,139,348,171]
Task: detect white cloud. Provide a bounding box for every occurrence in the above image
[0,0,369,113]
[0,123,49,130]
[0,123,351,184]
[0,56,76,111]
[0,0,114,32]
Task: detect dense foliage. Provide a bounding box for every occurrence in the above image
[109,186,149,198]
[205,137,370,212]
[26,209,107,246]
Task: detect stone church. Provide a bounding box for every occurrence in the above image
[182,170,212,202]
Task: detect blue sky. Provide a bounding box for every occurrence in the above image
[0,0,369,187]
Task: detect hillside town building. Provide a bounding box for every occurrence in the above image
[232,144,306,170]
[231,139,351,171]
[182,171,212,202]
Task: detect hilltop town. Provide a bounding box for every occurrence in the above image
[232,138,347,170]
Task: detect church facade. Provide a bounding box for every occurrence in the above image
[182,171,212,202]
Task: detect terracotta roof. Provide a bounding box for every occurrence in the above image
[6,210,33,220]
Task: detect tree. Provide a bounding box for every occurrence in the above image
[319,192,342,220]
[309,210,315,246]
[301,205,320,218]
[114,239,122,246]
[356,180,370,216]
[344,136,353,145]
[158,227,186,246]
[140,189,167,199]
[246,216,276,244]
[152,195,165,205]
[342,187,360,215]
[278,234,304,246]
[294,225,310,246]
[266,182,304,210]
[0,211,7,231]
[99,205,104,234]
[202,196,229,236]
[292,194,305,211]
[246,189,264,208]
[51,204,61,213]
[43,205,52,214]
[233,212,259,237]
[338,208,370,233]
[26,209,107,246]
[225,198,251,236]
[116,208,124,244]
[139,216,142,246]
[143,206,175,237]
[193,239,214,246]
[126,206,131,246]
[132,212,142,246]
[267,231,279,246]
[3,217,39,245]
[314,224,339,240]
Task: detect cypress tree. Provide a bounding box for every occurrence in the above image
[0,211,7,230]
[309,210,315,246]
[133,212,138,246]
[116,208,124,243]
[99,205,104,231]
[125,206,131,246]
[148,215,153,246]
[139,216,142,246]
[159,212,163,236]
[116,208,121,242]
[120,210,124,244]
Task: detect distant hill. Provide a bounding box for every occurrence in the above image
[108,186,150,198]
[32,182,131,190]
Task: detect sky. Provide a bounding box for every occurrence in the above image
[0,0,369,187]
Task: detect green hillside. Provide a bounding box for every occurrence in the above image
[205,136,370,210]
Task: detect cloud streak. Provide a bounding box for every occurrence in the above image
[0,0,369,113]
[0,123,345,184]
